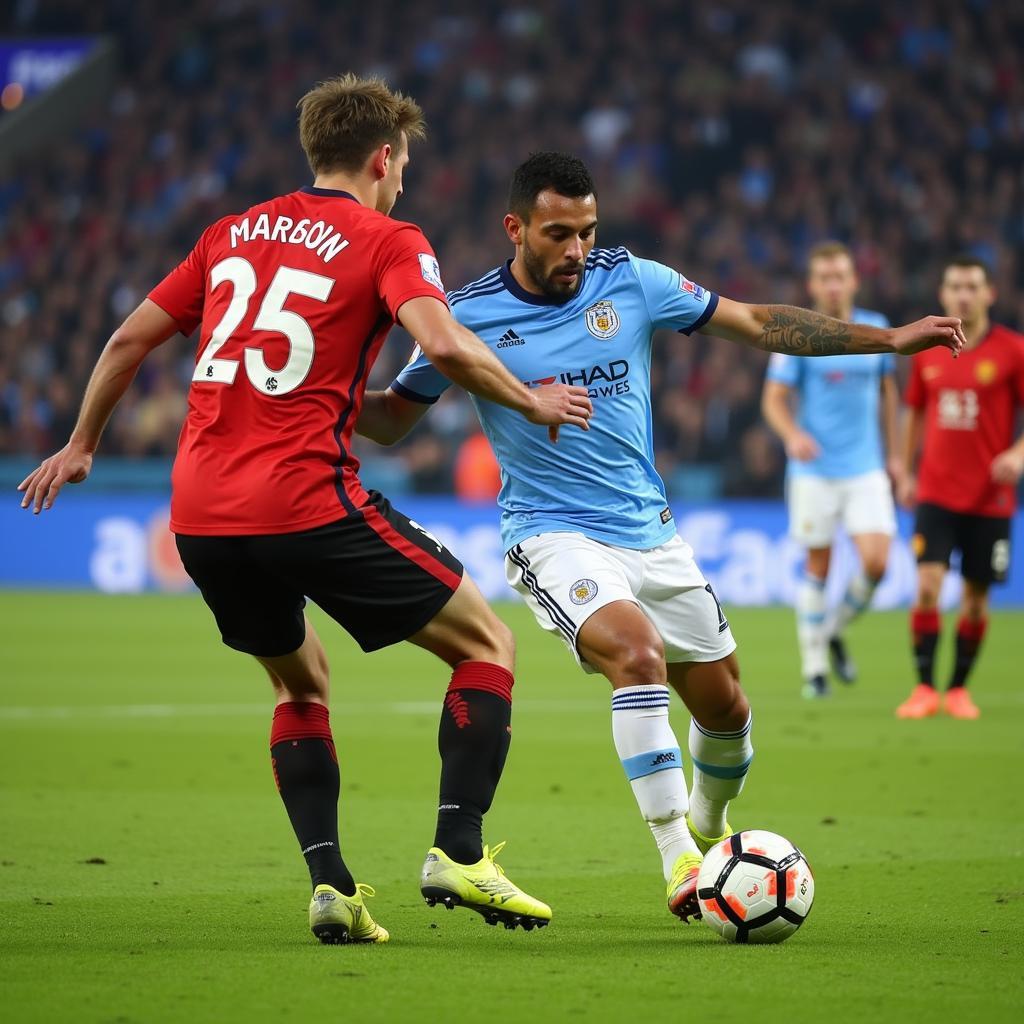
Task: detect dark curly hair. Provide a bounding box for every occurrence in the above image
[507,152,596,220]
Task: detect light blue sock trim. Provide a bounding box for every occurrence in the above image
[803,574,826,590]
[691,755,753,780]
[621,747,683,781]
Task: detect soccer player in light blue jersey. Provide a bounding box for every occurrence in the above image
[762,241,902,699]
[356,153,964,921]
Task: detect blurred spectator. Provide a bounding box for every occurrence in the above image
[454,432,502,502]
[2,0,1022,503]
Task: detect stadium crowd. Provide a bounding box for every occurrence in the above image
[2,0,1022,498]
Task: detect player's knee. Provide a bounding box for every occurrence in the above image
[864,555,888,582]
[916,572,942,609]
[468,615,515,670]
[612,638,666,685]
[709,685,750,733]
[806,549,830,579]
[489,618,516,667]
[961,585,989,622]
[695,660,749,731]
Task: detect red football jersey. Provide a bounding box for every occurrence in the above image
[905,323,1024,517]
[148,187,447,535]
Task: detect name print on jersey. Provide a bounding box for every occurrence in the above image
[228,213,350,264]
[524,359,631,398]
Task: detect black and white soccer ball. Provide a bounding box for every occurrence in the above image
[697,829,814,944]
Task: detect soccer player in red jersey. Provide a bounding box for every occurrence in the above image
[896,256,1024,719]
[17,75,593,942]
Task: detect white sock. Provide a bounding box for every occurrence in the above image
[826,570,880,638]
[796,573,828,679]
[688,714,753,839]
[611,685,700,880]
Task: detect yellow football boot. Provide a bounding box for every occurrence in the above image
[309,883,389,945]
[666,852,703,922]
[686,813,734,855]
[420,841,551,931]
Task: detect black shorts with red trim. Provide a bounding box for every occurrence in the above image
[175,490,464,657]
[912,501,1012,586]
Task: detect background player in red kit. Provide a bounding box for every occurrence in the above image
[17,74,593,943]
[896,256,1024,719]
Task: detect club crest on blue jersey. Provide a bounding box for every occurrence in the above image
[584,300,621,340]
[569,578,599,605]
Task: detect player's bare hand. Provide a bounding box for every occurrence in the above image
[890,316,965,357]
[17,441,93,514]
[785,431,820,462]
[523,384,593,443]
[896,473,917,509]
[990,448,1024,486]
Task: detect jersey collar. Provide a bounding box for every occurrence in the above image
[300,186,359,201]
[499,259,582,307]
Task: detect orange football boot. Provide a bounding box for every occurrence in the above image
[943,688,980,719]
[895,684,941,719]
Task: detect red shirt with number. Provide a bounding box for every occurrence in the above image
[904,323,1024,517]
[148,187,447,535]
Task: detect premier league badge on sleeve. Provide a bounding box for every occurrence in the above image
[418,253,445,292]
[584,300,621,340]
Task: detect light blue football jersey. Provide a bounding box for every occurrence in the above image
[766,307,894,479]
[392,248,717,552]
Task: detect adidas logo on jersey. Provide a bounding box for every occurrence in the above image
[497,329,527,348]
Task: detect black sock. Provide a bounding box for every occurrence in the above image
[271,702,355,896]
[433,663,513,864]
[948,616,987,689]
[910,607,940,687]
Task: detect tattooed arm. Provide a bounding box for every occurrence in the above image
[698,297,966,357]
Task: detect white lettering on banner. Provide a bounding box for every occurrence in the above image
[90,518,147,593]
[75,506,980,606]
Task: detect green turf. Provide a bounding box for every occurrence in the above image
[1,593,1022,1023]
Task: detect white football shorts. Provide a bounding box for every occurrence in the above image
[787,469,897,548]
[505,532,737,673]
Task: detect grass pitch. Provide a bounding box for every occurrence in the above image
[1,593,1022,1023]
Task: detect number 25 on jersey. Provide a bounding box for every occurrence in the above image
[193,257,333,396]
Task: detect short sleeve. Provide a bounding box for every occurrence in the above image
[375,223,449,321]
[629,254,718,334]
[766,352,802,387]
[905,356,926,408]
[391,343,452,405]
[148,229,212,336]
[880,353,897,376]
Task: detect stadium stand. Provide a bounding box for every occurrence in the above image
[2,0,1022,498]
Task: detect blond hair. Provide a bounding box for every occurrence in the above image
[807,240,854,270]
[297,73,426,175]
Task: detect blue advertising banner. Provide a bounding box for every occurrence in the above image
[1,495,1022,608]
[0,38,96,97]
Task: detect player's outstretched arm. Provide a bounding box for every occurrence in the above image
[356,388,431,446]
[18,299,180,513]
[700,297,966,357]
[396,296,592,439]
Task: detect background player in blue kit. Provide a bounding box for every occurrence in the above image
[761,242,902,699]
[356,153,964,922]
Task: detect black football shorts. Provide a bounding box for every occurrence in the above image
[175,490,465,657]
[912,502,1012,586]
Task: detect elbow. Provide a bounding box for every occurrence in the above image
[106,325,149,362]
[416,333,463,375]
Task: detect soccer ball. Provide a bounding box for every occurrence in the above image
[696,829,814,944]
